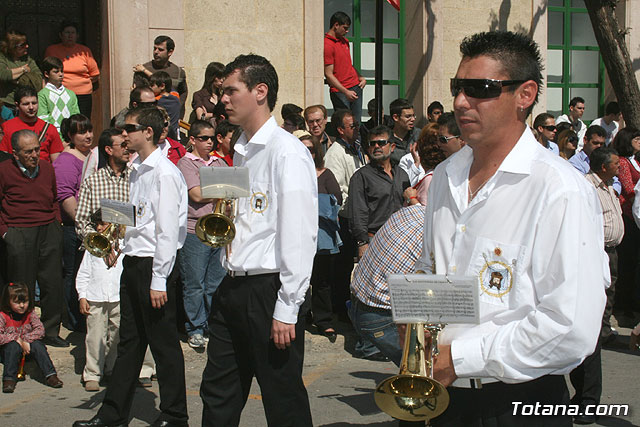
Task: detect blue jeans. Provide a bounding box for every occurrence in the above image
[348,296,402,365]
[178,233,226,336]
[1,340,56,380]
[63,224,85,332]
[329,85,363,124]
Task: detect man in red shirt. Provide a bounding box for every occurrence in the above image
[0,129,67,347]
[0,86,64,163]
[324,12,367,124]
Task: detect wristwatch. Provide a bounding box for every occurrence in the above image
[356,240,368,247]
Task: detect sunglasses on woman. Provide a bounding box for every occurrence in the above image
[450,78,525,99]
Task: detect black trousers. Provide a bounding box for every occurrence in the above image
[76,93,93,120]
[570,337,602,407]
[615,215,640,314]
[333,216,355,315]
[431,375,571,427]
[3,222,63,338]
[200,273,312,427]
[311,253,336,331]
[1,340,56,380]
[97,256,187,424]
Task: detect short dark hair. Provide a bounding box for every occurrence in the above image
[427,101,444,115]
[331,109,353,129]
[613,126,640,157]
[281,103,303,119]
[367,98,378,115]
[212,101,227,122]
[556,122,573,134]
[150,71,172,92]
[585,124,606,141]
[59,20,79,34]
[129,86,154,108]
[283,114,306,131]
[126,107,164,145]
[437,112,460,136]
[11,129,37,152]
[14,85,38,104]
[60,114,93,145]
[98,128,124,162]
[605,101,620,116]
[214,120,238,141]
[0,282,34,315]
[369,125,391,140]
[590,146,618,173]
[154,35,175,52]
[133,71,151,89]
[390,98,413,118]
[188,119,214,138]
[224,54,278,112]
[459,31,543,117]
[330,11,351,27]
[569,97,585,108]
[533,113,554,130]
[41,56,64,75]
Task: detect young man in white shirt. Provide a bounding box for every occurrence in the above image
[199,54,317,426]
[74,107,188,427]
[417,31,606,426]
[556,96,587,150]
[590,101,621,146]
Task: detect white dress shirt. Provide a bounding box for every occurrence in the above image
[399,152,425,186]
[75,251,123,302]
[415,127,607,386]
[556,114,586,150]
[224,116,318,324]
[122,147,188,292]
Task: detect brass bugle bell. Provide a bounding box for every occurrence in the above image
[195,199,236,248]
[17,354,26,381]
[83,223,119,258]
[374,323,449,422]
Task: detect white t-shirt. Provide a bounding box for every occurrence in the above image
[590,117,619,146]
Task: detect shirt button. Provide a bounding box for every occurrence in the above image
[450,266,457,273]
[460,225,466,232]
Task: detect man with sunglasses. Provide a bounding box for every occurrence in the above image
[436,112,466,158]
[533,112,559,154]
[415,31,606,426]
[74,107,189,427]
[110,86,157,129]
[556,96,587,150]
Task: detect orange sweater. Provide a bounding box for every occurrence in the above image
[44,43,100,95]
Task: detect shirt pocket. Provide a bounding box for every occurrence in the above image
[240,182,272,222]
[134,197,153,227]
[467,236,526,310]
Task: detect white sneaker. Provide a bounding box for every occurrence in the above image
[188,334,206,348]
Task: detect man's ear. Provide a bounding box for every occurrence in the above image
[392,114,399,123]
[254,82,269,105]
[517,80,538,112]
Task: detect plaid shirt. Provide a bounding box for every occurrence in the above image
[350,204,424,309]
[75,164,131,240]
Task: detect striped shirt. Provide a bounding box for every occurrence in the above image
[350,204,424,309]
[585,171,624,247]
[75,164,131,240]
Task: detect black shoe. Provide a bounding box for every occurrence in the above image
[574,413,596,424]
[363,352,390,362]
[320,328,337,343]
[150,420,188,427]
[72,416,128,427]
[43,336,70,347]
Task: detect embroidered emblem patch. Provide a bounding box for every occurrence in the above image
[478,260,513,298]
[136,201,147,218]
[250,192,268,213]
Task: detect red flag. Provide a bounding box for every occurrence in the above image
[387,0,400,11]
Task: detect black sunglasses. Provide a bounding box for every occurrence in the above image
[120,124,146,133]
[567,136,578,143]
[450,78,526,99]
[369,139,390,147]
[194,135,214,141]
[542,125,557,132]
[439,135,460,144]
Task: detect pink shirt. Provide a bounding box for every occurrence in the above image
[176,152,228,234]
[414,171,433,206]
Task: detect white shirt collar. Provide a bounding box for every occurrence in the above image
[132,146,162,170]
[234,116,277,157]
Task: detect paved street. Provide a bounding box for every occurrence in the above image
[1,316,639,427]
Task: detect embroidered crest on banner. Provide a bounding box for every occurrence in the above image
[478,254,514,300]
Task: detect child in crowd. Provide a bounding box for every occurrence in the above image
[37,56,81,136]
[76,218,124,392]
[0,282,63,393]
[211,119,237,166]
[150,71,180,140]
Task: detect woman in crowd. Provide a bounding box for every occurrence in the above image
[557,129,578,160]
[404,123,446,206]
[296,130,342,341]
[191,62,225,124]
[44,21,100,119]
[54,114,94,332]
[613,127,640,322]
[0,30,42,120]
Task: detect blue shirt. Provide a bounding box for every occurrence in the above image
[569,150,622,194]
[544,140,559,155]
